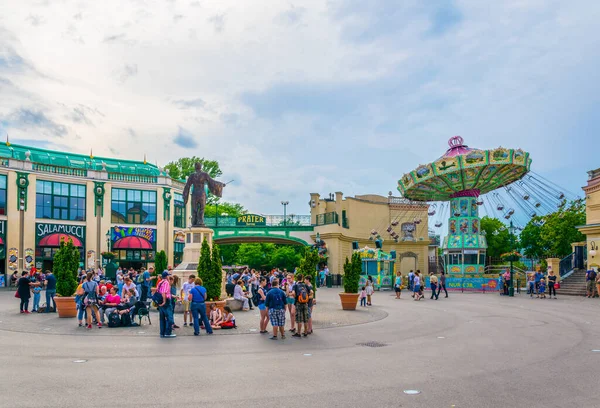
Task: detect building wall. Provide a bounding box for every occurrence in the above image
[0,158,191,283]
[581,169,600,269]
[311,192,431,275]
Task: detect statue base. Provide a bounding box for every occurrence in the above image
[172,227,227,300]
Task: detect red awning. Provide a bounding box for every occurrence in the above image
[113,236,153,250]
[0,237,3,245]
[38,233,83,247]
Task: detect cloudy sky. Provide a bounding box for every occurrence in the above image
[0,0,598,215]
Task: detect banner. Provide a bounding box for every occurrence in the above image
[112,226,156,243]
[24,248,34,270]
[8,248,18,270]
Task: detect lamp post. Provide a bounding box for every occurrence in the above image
[216,202,219,227]
[281,201,289,226]
[508,220,517,297]
[105,229,111,252]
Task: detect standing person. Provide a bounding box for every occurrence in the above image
[265,278,287,340]
[365,280,374,306]
[304,276,315,335]
[116,271,124,297]
[157,271,175,338]
[181,275,195,327]
[538,278,547,299]
[534,269,544,297]
[292,274,310,338]
[408,270,415,291]
[503,270,511,296]
[82,272,102,329]
[17,272,34,314]
[437,271,448,298]
[257,277,269,334]
[43,270,57,313]
[528,273,535,297]
[596,270,600,300]
[586,268,597,298]
[284,274,296,333]
[430,272,439,300]
[394,272,403,299]
[188,278,212,336]
[547,270,557,299]
[360,286,367,307]
[169,275,180,329]
[141,267,154,302]
[32,281,43,312]
[413,271,421,301]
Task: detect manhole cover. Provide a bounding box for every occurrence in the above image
[357,341,388,348]
[72,359,87,363]
[403,390,420,395]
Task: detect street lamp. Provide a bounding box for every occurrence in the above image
[281,201,289,226]
[590,241,598,258]
[105,229,111,252]
[508,220,517,297]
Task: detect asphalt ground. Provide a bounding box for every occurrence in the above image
[1,288,599,408]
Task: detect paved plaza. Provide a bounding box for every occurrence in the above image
[1,289,599,408]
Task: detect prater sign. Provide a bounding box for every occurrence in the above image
[236,214,266,226]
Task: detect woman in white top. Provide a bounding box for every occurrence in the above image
[121,277,139,299]
[233,280,250,311]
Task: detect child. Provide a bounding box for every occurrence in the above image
[32,284,42,312]
[359,286,367,307]
[528,274,535,297]
[365,281,374,306]
[220,306,236,329]
[538,279,546,299]
[209,303,223,330]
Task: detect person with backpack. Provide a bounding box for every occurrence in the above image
[82,272,102,329]
[408,270,415,291]
[284,274,296,333]
[188,277,213,336]
[586,268,597,298]
[154,271,175,338]
[304,275,315,335]
[265,278,286,340]
[292,274,310,338]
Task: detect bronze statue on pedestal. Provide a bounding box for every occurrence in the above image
[182,163,225,227]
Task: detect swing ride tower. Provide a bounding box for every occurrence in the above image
[397,136,532,277]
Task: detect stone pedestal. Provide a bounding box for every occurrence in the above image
[172,227,214,280]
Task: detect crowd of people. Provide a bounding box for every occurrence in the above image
[13,269,56,313]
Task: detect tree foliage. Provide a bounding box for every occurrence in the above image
[54,240,80,297]
[480,216,512,258]
[271,246,302,271]
[297,248,320,292]
[205,201,246,218]
[209,244,224,301]
[520,200,586,257]
[342,252,362,294]
[231,243,304,270]
[155,250,168,276]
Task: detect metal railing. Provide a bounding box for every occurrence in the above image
[559,253,574,277]
[108,173,158,184]
[205,215,312,227]
[316,212,338,226]
[32,163,88,177]
[342,215,349,229]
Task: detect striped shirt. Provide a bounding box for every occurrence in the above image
[158,280,171,299]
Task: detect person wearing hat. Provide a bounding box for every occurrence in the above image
[157,271,176,338]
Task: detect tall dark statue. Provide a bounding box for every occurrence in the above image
[182,163,225,227]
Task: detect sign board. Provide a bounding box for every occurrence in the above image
[36,223,85,240]
[112,226,156,243]
[236,214,266,226]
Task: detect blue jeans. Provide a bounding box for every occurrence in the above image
[430,284,438,299]
[45,290,56,312]
[33,293,41,311]
[360,297,366,306]
[191,302,213,335]
[159,305,173,336]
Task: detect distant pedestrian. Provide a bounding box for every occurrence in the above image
[257,277,269,334]
[17,272,34,314]
[188,277,212,336]
[360,286,367,307]
[547,270,557,299]
[32,281,42,312]
[304,275,315,335]
[43,270,56,313]
[437,271,448,298]
[82,272,102,329]
[181,275,195,327]
[528,273,535,297]
[394,272,402,299]
[534,270,544,297]
[265,278,286,340]
[366,280,374,306]
[292,274,310,338]
[408,270,415,291]
[586,269,597,298]
[429,272,439,300]
[157,271,175,338]
[413,271,422,301]
[538,279,546,299]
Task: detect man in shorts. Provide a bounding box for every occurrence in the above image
[265,278,287,340]
[180,274,195,326]
[293,274,310,338]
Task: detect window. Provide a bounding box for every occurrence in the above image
[0,174,6,215]
[35,181,86,221]
[174,193,186,228]
[111,188,157,224]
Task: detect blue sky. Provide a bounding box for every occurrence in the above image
[0,0,598,217]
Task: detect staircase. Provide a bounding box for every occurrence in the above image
[558,269,587,296]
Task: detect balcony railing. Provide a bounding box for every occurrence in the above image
[108,173,158,184]
[32,163,88,177]
[316,212,339,226]
[205,215,312,227]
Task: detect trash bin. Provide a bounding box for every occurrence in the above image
[326,275,332,288]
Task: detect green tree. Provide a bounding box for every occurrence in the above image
[480,216,512,258]
[197,238,213,293]
[220,244,240,266]
[204,201,246,218]
[54,240,80,297]
[519,218,545,258]
[208,244,224,301]
[342,253,361,294]
[271,246,302,271]
[297,248,319,292]
[155,250,168,276]
[531,200,586,257]
[236,243,275,269]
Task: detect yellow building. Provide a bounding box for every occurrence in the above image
[310,192,433,277]
[578,167,600,270]
[0,143,191,285]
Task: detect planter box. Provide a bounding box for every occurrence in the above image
[339,293,359,311]
[55,297,77,318]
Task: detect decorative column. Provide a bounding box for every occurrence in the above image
[16,173,29,271]
[94,182,105,268]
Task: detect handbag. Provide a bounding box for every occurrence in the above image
[14,291,20,299]
[555,282,560,289]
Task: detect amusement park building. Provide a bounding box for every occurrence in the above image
[310,192,432,276]
[0,143,191,286]
[578,167,600,270]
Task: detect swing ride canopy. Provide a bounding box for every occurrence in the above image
[397,136,532,202]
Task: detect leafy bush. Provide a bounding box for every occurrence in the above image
[297,248,319,292]
[196,239,223,301]
[155,250,168,275]
[54,240,80,297]
[343,252,361,294]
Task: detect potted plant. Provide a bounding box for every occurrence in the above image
[197,239,226,314]
[339,252,361,310]
[54,240,80,318]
